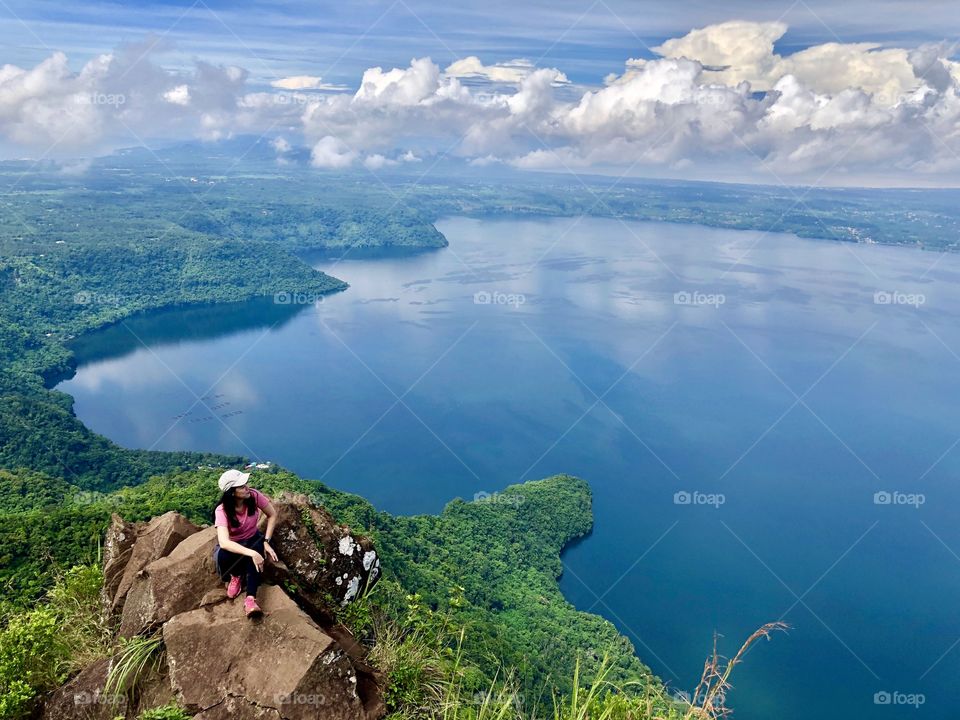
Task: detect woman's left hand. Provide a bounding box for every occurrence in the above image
[264,542,278,563]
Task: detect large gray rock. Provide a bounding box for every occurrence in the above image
[119,527,222,638]
[41,658,127,720]
[101,514,137,616]
[42,656,176,720]
[270,493,380,620]
[110,511,201,617]
[164,585,370,720]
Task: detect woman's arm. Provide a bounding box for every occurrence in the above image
[262,501,279,562]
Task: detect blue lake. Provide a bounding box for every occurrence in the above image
[59,216,960,719]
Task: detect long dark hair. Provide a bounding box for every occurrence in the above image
[217,487,257,528]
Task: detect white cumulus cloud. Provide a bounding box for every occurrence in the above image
[3,25,960,185]
[653,20,922,102]
[163,84,190,105]
[310,135,355,168]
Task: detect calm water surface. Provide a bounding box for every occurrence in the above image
[60,216,960,719]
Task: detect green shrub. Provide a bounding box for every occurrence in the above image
[47,564,111,671]
[0,607,68,719]
[0,564,110,719]
[105,634,164,698]
[138,704,192,720]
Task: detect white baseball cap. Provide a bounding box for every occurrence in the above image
[218,469,250,492]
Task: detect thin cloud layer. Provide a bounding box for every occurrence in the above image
[445,56,570,86]
[270,75,348,92]
[2,22,960,185]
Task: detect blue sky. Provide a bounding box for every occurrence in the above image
[3,0,955,90]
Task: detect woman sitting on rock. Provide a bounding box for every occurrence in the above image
[213,469,279,617]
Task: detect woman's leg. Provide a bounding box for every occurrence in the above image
[216,547,248,583]
[244,533,266,598]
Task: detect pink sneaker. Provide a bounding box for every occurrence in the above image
[226,575,242,599]
[244,596,262,617]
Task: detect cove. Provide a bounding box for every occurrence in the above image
[59,216,960,719]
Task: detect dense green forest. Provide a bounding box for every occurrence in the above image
[0,236,334,486]
[5,141,960,257]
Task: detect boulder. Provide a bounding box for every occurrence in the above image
[269,493,380,617]
[131,657,178,716]
[164,585,370,720]
[42,656,175,720]
[326,626,387,720]
[110,511,201,616]
[191,695,283,720]
[119,527,222,638]
[42,657,127,720]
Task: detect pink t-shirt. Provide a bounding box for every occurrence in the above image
[215,488,270,542]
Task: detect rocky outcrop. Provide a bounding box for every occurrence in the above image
[268,493,381,625]
[164,585,367,720]
[101,515,137,614]
[105,511,201,619]
[118,527,222,638]
[44,496,383,720]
